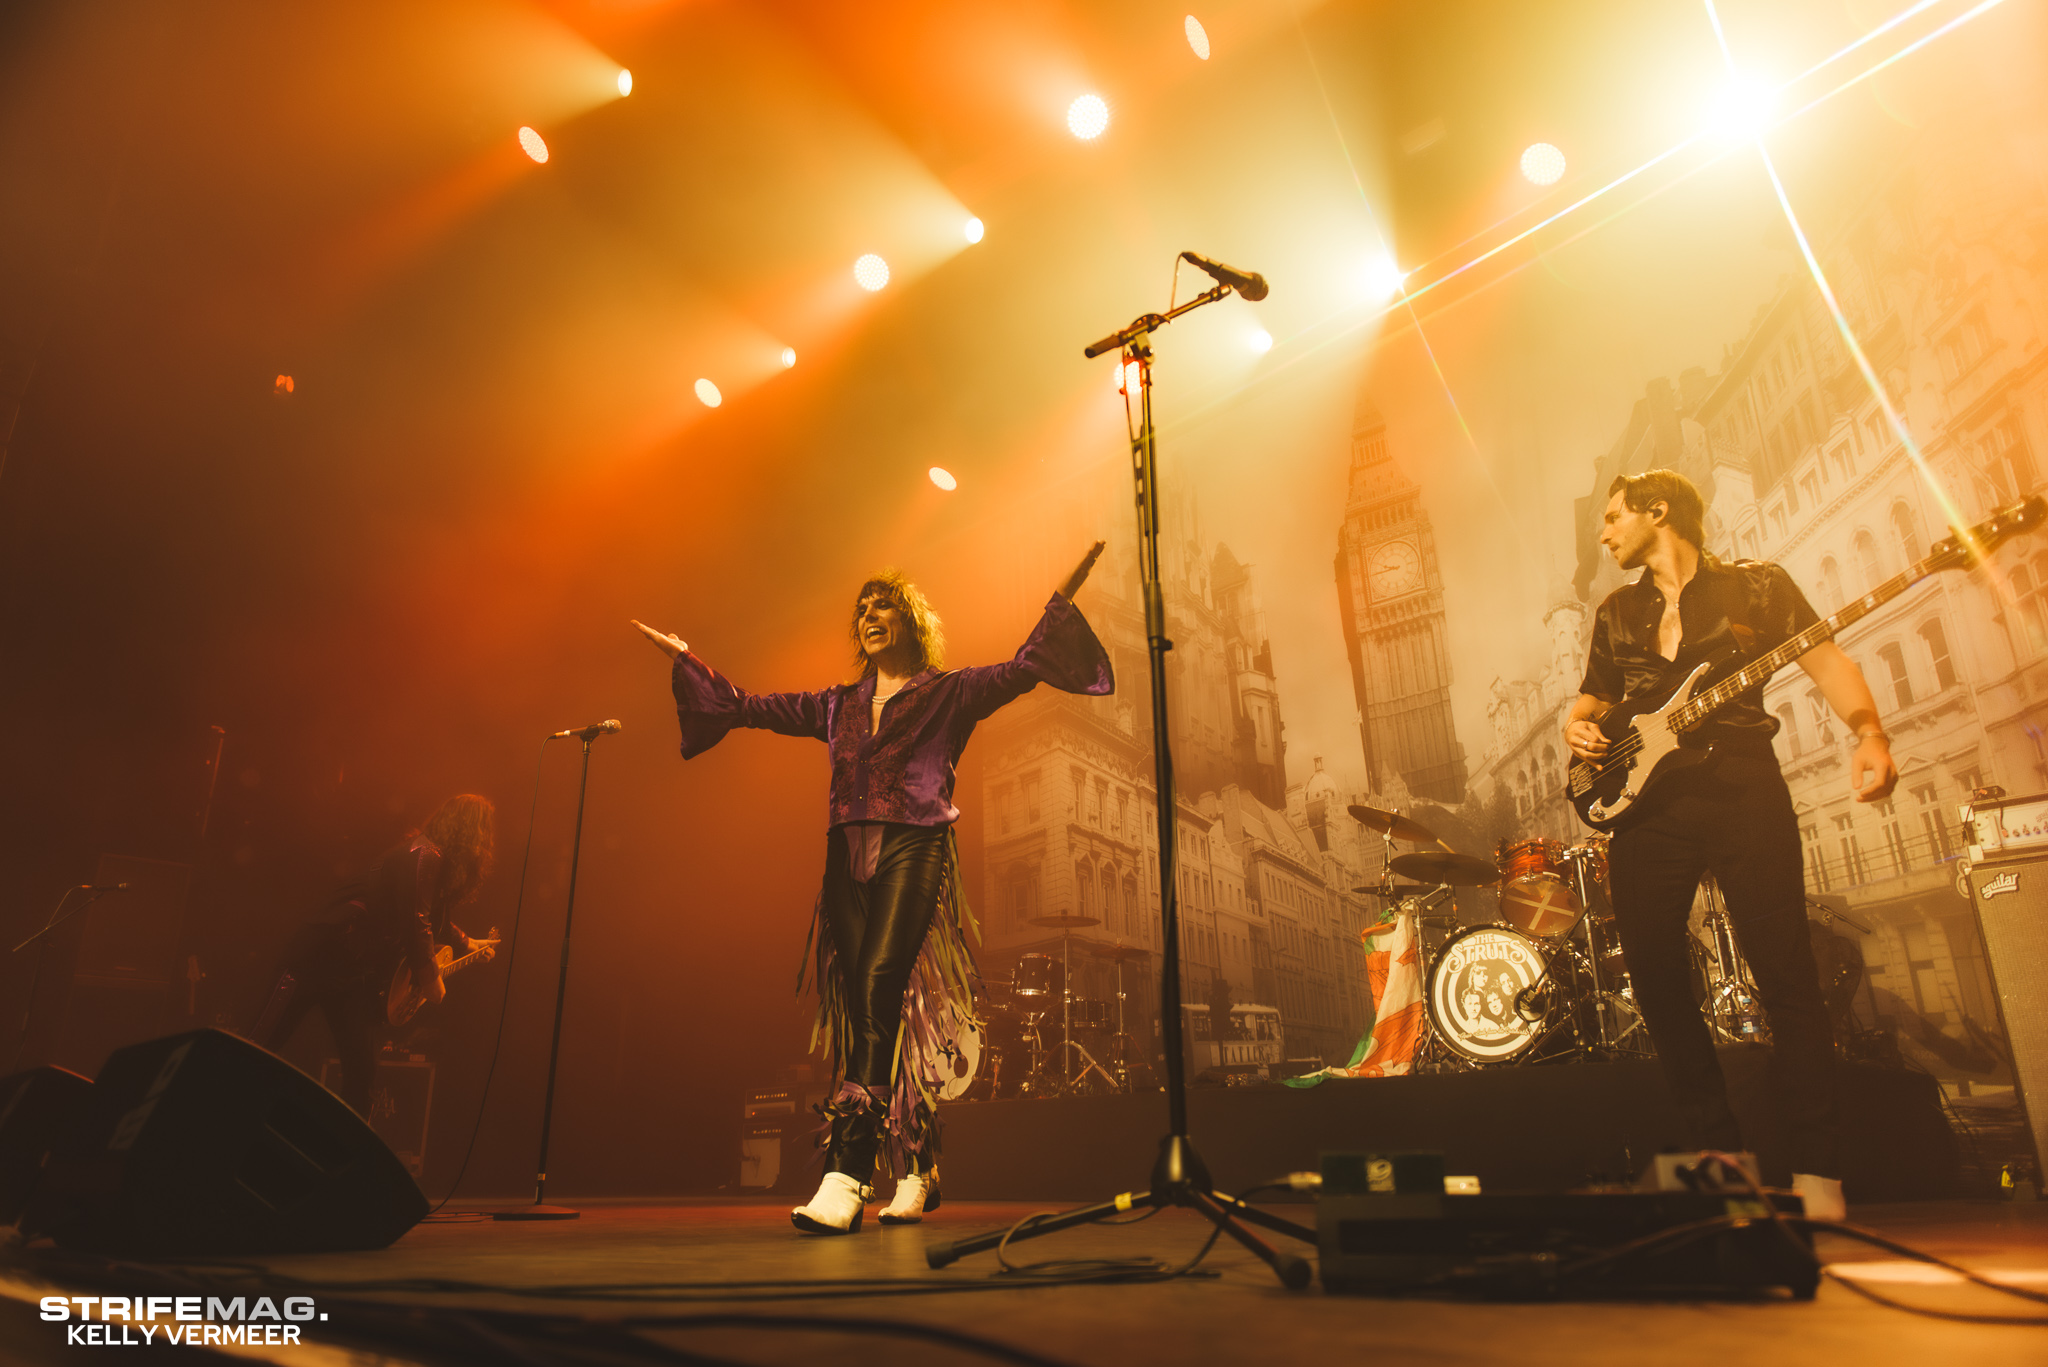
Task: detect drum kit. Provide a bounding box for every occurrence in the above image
[1349,804,1656,1070]
[969,915,1152,1099]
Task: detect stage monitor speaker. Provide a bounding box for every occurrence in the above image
[1964,790,2048,1169]
[24,1029,428,1255]
[0,1066,93,1225]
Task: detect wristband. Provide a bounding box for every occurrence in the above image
[1856,729,1890,743]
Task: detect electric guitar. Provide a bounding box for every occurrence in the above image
[386,927,502,1026]
[1567,496,2046,833]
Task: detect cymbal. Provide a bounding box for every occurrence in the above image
[1389,851,1502,887]
[1346,804,1440,844]
[1088,943,1153,962]
[1031,914,1102,929]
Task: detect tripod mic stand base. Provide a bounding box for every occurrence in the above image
[492,1204,580,1221]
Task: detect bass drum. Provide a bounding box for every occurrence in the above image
[938,1016,984,1101]
[1425,924,1553,1065]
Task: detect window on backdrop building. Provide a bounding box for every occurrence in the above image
[1807,689,1835,745]
[2009,559,2048,654]
[1876,642,1914,709]
[1776,704,1801,756]
[1876,799,1910,875]
[1075,859,1093,919]
[1914,784,1951,860]
[1100,865,1116,932]
[1802,823,1829,891]
[1005,866,1037,933]
[995,782,1014,836]
[1916,617,1959,688]
[1834,813,1869,885]
[1819,558,1844,612]
[1854,530,1884,593]
[1023,774,1041,822]
[1989,415,2035,499]
[1891,503,1921,566]
[1123,874,1138,937]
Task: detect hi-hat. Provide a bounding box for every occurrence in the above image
[1031,914,1102,929]
[1088,943,1152,962]
[1389,851,1502,887]
[1346,804,1440,844]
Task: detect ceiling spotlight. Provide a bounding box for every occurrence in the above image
[616,69,633,97]
[780,346,797,369]
[694,378,722,408]
[1185,16,1211,60]
[517,126,549,163]
[1520,142,1565,186]
[1247,329,1273,354]
[273,374,294,396]
[1067,94,1109,141]
[963,216,985,245]
[854,253,890,291]
[1364,252,1406,304]
[1705,77,1778,145]
[929,466,958,491]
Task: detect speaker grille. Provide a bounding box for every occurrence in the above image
[1969,855,2048,1167]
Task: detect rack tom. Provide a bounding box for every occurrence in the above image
[1496,837,1584,938]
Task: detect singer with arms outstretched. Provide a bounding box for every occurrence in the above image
[635,543,1111,1233]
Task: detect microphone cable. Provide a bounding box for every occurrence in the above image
[422,735,554,1218]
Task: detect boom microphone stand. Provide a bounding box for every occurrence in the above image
[926,264,1316,1289]
[496,719,620,1221]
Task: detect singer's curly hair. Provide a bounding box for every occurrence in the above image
[849,570,946,681]
[417,794,496,911]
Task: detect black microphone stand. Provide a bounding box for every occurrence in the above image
[495,729,606,1221]
[925,276,1317,1289]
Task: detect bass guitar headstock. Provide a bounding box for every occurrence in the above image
[1924,495,2048,573]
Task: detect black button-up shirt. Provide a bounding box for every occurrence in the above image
[1579,554,1821,752]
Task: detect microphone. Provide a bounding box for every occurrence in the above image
[1181,251,1268,302]
[84,883,131,892]
[549,720,623,742]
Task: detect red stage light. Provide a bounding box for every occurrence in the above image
[273,374,294,396]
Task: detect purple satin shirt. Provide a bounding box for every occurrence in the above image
[671,593,1113,829]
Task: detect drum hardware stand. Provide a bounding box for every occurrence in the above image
[1696,876,1769,1046]
[928,273,1316,1289]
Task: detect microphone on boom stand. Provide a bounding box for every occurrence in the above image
[548,720,622,742]
[1179,251,1268,301]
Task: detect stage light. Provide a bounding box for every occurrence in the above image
[1520,143,1565,186]
[273,374,294,396]
[518,126,549,163]
[780,346,797,369]
[854,253,890,291]
[694,378,721,408]
[615,69,633,97]
[1705,76,1777,144]
[1364,251,1406,303]
[1115,359,1143,395]
[1247,329,1273,354]
[1067,94,1109,141]
[1185,16,1211,60]
[964,216,985,244]
[929,466,958,491]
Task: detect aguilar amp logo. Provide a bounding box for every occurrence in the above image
[1981,870,2021,899]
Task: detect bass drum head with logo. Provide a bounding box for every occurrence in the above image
[938,1017,983,1101]
[1425,925,1550,1064]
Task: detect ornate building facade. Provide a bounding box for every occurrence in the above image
[1336,403,1468,803]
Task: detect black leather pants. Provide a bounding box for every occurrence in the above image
[820,823,949,1088]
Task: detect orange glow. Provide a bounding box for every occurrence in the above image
[273,374,294,396]
[518,126,549,163]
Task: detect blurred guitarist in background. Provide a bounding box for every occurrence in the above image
[1565,470,1896,1220]
[256,793,496,1116]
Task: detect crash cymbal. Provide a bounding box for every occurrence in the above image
[1389,851,1502,887]
[1088,943,1153,962]
[1031,914,1102,929]
[1346,804,1441,845]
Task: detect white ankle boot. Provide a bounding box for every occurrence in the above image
[791,1172,866,1234]
[1791,1172,1845,1222]
[879,1171,940,1225]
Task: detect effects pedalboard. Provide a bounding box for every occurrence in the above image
[1312,1151,1817,1299]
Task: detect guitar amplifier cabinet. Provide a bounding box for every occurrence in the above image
[1964,792,2048,1168]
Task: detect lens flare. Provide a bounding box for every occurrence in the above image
[1705,76,1778,144]
[929,466,958,491]
[1185,16,1211,60]
[1520,143,1566,185]
[694,378,722,408]
[1364,252,1406,303]
[854,254,890,291]
[963,216,985,244]
[517,127,548,163]
[616,69,633,97]
[780,347,797,369]
[1247,329,1273,354]
[1067,94,1109,140]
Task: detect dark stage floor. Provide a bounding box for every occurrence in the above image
[5,1197,2047,1366]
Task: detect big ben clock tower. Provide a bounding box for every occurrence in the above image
[1334,401,1466,802]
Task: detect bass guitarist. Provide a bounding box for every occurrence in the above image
[1565,470,1896,1220]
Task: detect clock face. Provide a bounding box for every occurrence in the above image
[1368,539,1423,599]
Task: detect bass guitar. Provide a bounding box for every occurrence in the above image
[386,927,502,1026]
[1568,495,2045,832]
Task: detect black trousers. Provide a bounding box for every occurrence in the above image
[1608,751,1840,1177]
[256,923,384,1118]
[821,823,949,1088]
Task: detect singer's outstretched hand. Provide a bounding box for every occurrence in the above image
[632,620,687,659]
[1056,541,1107,601]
